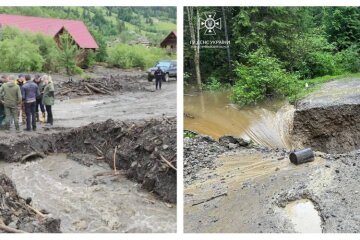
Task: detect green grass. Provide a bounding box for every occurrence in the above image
[289,72,360,104]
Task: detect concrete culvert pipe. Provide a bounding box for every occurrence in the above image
[289,148,315,165]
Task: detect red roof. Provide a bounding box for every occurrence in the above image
[0,14,98,49]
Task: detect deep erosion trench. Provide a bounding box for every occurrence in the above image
[292,104,360,154]
[0,117,176,233]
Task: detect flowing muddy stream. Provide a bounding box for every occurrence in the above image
[184,91,294,149]
[0,154,176,233]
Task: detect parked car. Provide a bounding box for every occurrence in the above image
[147,60,177,82]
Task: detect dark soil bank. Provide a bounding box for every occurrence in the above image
[0,117,177,203]
[292,79,360,154]
[292,104,360,154]
[0,174,61,233]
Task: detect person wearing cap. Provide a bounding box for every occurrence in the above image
[22,75,40,131]
[0,75,22,132]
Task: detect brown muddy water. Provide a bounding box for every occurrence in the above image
[184,91,294,149]
[0,154,176,233]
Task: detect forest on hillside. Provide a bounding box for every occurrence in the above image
[185,7,360,105]
[0,7,176,44]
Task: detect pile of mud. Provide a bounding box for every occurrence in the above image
[0,117,177,203]
[0,174,60,233]
[56,75,151,99]
[184,134,261,185]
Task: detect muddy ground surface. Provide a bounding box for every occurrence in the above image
[1,65,176,130]
[184,135,360,233]
[292,79,360,153]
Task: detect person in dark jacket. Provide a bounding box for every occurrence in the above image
[34,75,46,122]
[0,75,22,132]
[154,67,164,90]
[16,74,26,124]
[0,75,8,128]
[22,75,39,131]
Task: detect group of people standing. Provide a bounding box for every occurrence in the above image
[0,74,55,133]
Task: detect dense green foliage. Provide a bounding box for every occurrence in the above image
[231,48,298,105]
[107,44,174,69]
[0,27,57,72]
[184,7,360,104]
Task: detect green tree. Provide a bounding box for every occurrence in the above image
[56,33,83,75]
[0,36,44,72]
[231,48,299,106]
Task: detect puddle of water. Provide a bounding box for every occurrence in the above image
[285,199,322,233]
[0,154,176,233]
[184,91,294,149]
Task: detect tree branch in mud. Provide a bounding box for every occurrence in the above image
[192,193,228,206]
[159,154,177,171]
[94,145,104,156]
[85,83,111,95]
[113,146,118,174]
[21,152,45,163]
[26,205,47,219]
[0,224,27,233]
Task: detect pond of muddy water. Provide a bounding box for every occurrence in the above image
[285,199,322,233]
[0,154,176,233]
[184,91,294,149]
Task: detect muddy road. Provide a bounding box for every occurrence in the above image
[184,79,360,233]
[54,81,176,128]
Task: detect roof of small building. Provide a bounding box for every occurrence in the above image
[0,14,98,49]
[160,31,177,47]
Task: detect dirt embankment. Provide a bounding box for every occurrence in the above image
[0,174,61,233]
[292,104,360,153]
[292,79,360,154]
[184,134,360,233]
[0,117,176,203]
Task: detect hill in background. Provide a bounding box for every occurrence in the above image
[0,6,176,45]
